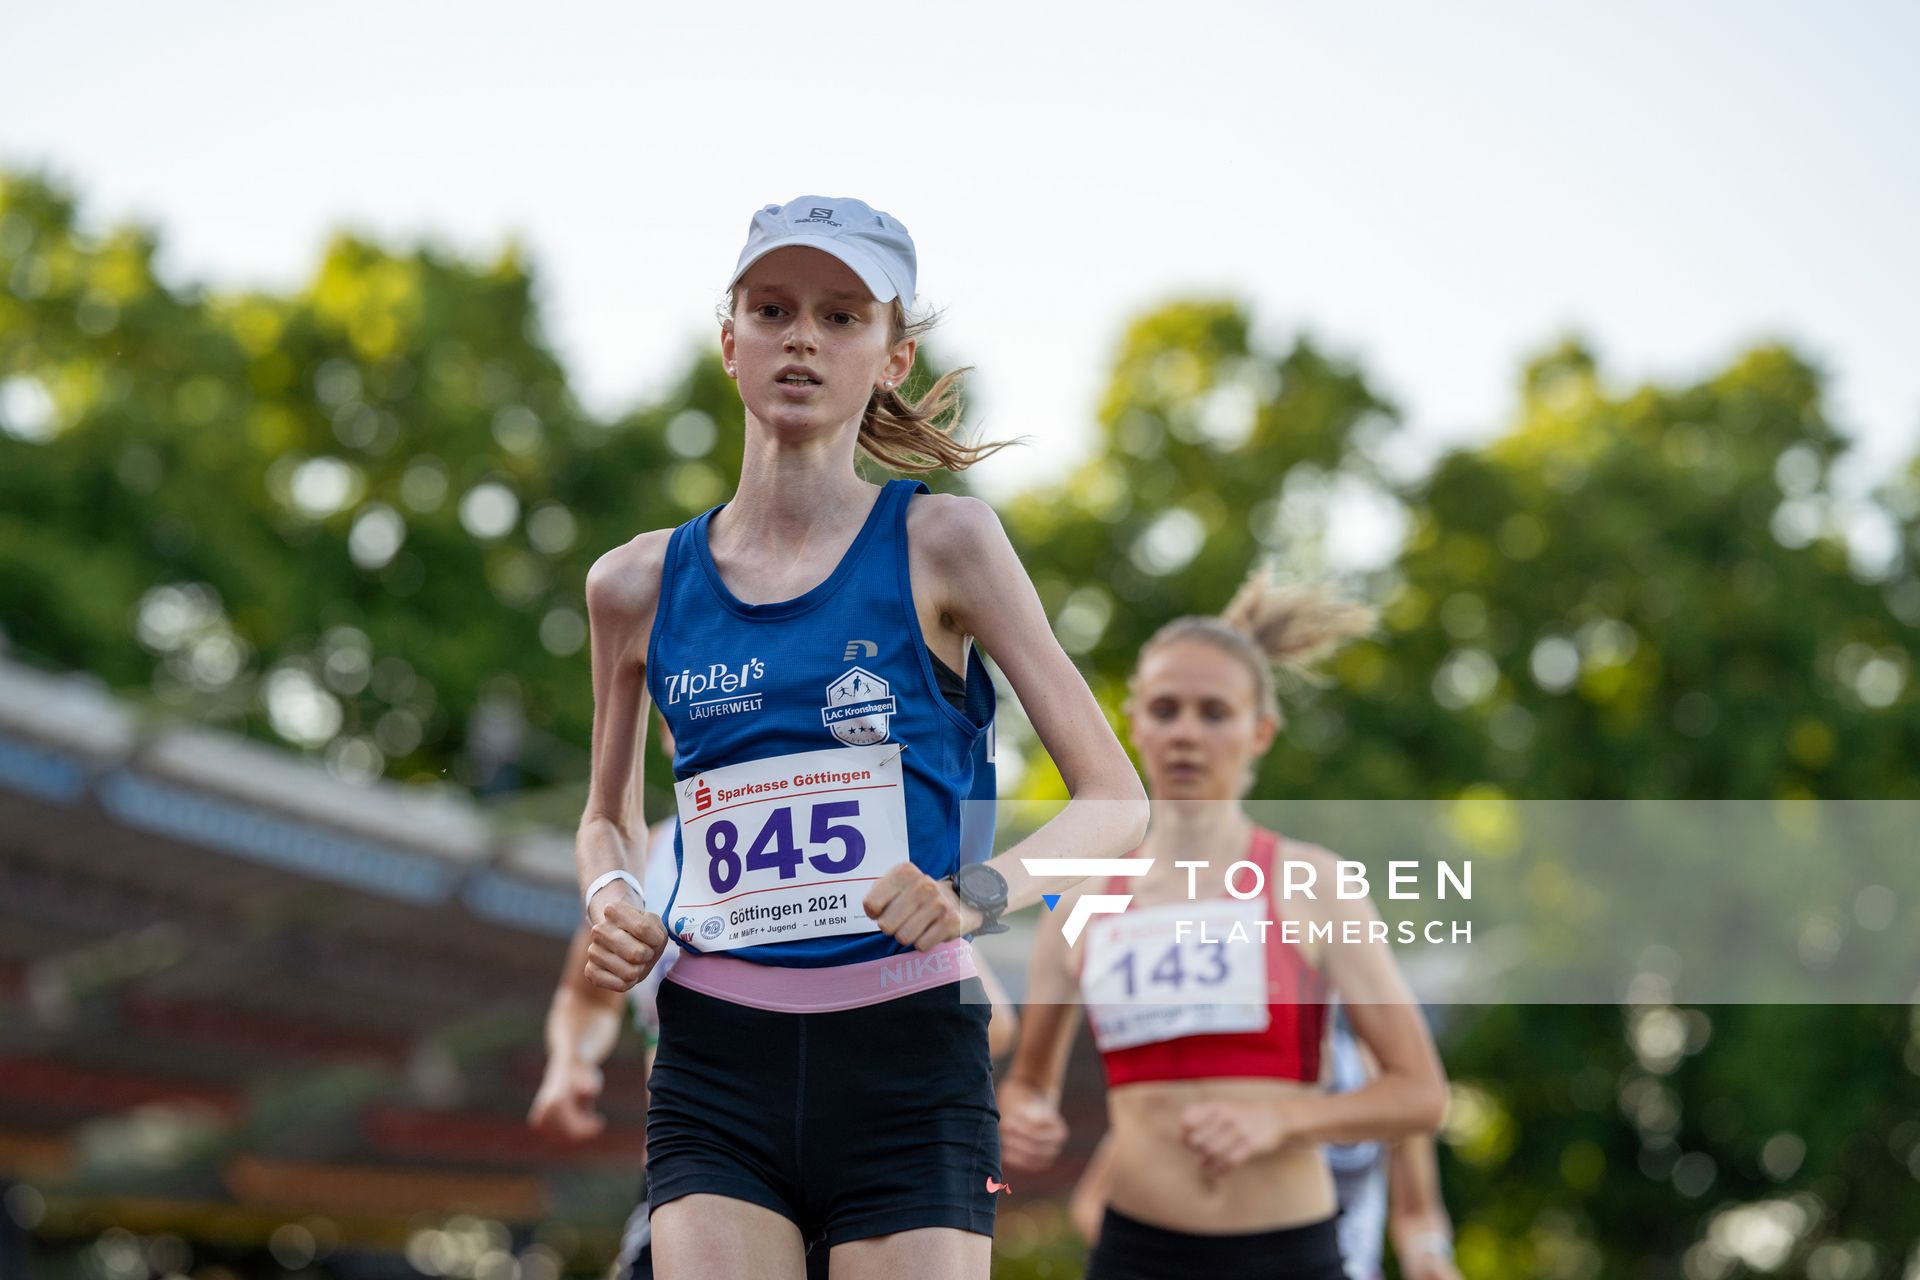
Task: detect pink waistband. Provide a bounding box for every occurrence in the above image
[664,939,977,1013]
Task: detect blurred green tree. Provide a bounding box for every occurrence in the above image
[7,171,1918,1275]
[993,299,1396,795]
[995,300,1920,1275]
[0,171,965,818]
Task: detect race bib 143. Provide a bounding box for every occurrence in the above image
[1082,897,1272,1052]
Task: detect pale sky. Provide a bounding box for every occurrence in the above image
[6,0,1917,554]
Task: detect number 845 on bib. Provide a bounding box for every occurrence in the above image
[671,744,911,951]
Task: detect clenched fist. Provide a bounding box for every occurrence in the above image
[998,1078,1069,1172]
[527,1058,606,1142]
[1179,1097,1299,1181]
[584,888,668,992]
[863,863,983,950]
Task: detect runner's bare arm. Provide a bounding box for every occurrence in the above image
[528,927,626,1141]
[1068,1132,1116,1244]
[1290,869,1448,1145]
[1007,899,1082,1086]
[1387,1132,1462,1280]
[549,927,629,1049]
[577,532,673,992]
[914,494,1150,908]
[998,902,1081,1170]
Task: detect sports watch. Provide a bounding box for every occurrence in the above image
[945,862,1009,935]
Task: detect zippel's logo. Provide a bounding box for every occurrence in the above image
[662,659,766,707]
[1018,858,1153,945]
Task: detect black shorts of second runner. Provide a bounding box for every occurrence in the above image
[646,975,1001,1247]
[1085,1207,1346,1280]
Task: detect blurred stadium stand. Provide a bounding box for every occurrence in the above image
[0,658,651,1276]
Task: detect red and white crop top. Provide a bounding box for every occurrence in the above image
[1078,827,1329,1087]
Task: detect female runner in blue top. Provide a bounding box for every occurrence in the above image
[572,197,1149,1280]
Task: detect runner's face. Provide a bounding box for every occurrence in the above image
[1128,639,1276,801]
[723,247,912,442]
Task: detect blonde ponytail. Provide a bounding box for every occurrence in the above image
[1221,573,1378,679]
[1138,566,1377,723]
[856,362,1012,473]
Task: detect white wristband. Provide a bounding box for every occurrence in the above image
[584,869,646,916]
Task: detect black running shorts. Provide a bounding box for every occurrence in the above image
[645,975,1002,1248]
[1085,1206,1346,1280]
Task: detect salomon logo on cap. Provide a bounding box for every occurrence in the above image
[729,195,917,305]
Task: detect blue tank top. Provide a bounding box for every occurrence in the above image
[647,478,996,968]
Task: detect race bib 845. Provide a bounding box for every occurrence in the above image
[670,744,909,951]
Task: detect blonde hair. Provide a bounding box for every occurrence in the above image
[1135,568,1377,724]
[722,294,1016,474]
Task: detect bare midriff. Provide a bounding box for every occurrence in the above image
[1104,1077,1336,1234]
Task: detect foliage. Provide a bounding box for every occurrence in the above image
[6,171,1918,1273]
[0,171,959,815]
[995,302,1920,1273]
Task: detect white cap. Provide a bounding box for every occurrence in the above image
[728,196,916,305]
